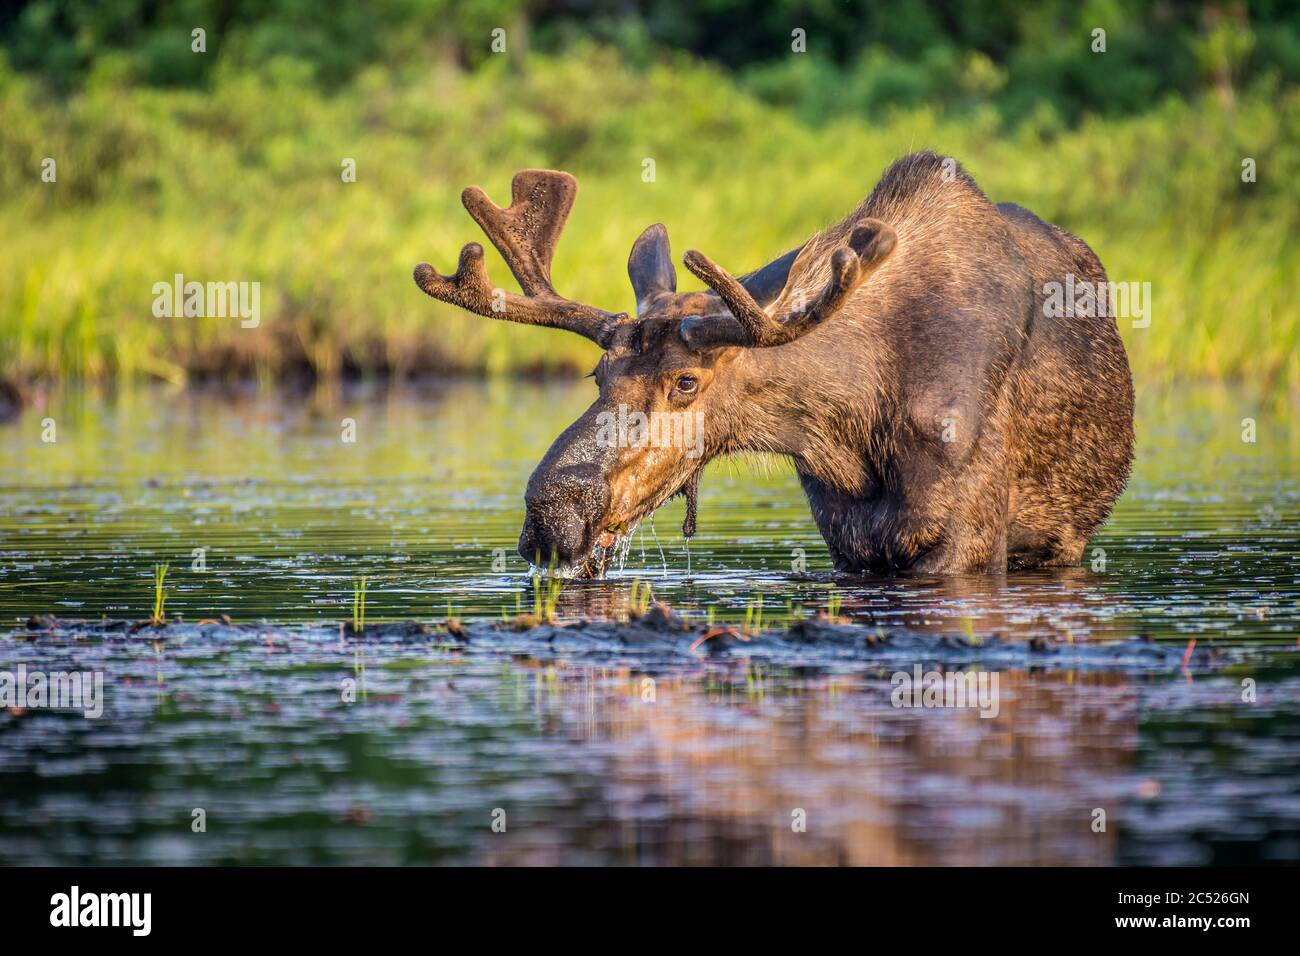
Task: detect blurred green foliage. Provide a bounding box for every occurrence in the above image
[5,0,1297,122]
[0,2,1297,390]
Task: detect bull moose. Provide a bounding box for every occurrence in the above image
[414,151,1135,576]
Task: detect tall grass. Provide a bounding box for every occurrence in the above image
[1,48,1297,391]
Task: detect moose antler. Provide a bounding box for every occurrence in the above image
[413,170,625,347]
[679,219,897,349]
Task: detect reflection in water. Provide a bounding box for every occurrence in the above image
[485,666,1135,866]
[0,381,1298,865]
[2,629,1289,868]
[1,625,1296,866]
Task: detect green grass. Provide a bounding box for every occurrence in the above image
[2,47,1298,391]
[826,587,843,621]
[628,579,653,617]
[744,593,764,635]
[532,569,562,623]
[351,577,367,632]
[151,562,169,624]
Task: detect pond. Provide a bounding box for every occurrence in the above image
[1,380,1298,864]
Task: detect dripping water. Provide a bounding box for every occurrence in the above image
[647,514,667,577]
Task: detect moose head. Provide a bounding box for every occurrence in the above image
[414,169,896,576]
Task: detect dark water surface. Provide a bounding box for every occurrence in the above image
[1,381,1298,865]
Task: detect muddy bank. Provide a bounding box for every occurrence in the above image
[8,607,1282,673]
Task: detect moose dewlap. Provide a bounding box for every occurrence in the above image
[414,151,1135,576]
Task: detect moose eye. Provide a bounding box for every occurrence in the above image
[676,374,698,394]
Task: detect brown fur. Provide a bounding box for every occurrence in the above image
[417,153,1136,575]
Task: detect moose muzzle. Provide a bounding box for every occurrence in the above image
[517,403,618,570]
[517,461,612,569]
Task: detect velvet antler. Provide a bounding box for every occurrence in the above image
[679,219,897,349]
[414,170,625,347]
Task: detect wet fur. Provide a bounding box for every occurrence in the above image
[519,151,1135,575]
[729,152,1135,572]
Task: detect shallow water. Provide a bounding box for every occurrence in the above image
[1,380,1298,865]
[3,380,1298,640]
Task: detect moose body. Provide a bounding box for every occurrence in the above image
[416,151,1135,575]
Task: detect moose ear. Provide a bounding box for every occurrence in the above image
[739,243,806,307]
[628,223,677,311]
